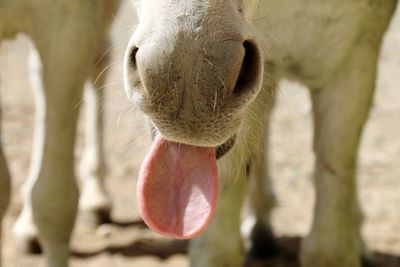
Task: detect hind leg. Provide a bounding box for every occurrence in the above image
[79,38,113,226]
[13,46,47,254]
[0,105,12,266]
[242,75,278,259]
[244,127,278,259]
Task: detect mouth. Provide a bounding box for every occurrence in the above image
[215,134,236,159]
[150,125,236,160]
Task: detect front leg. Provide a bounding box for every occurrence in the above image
[27,7,100,267]
[14,34,114,256]
[301,24,390,267]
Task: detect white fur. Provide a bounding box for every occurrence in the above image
[0,1,120,266]
[126,1,397,267]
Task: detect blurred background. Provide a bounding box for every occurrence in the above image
[0,1,399,266]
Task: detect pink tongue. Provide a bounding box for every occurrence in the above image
[137,135,218,239]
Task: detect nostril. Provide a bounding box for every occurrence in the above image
[233,40,262,95]
[129,46,139,70]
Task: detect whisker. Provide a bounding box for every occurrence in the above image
[218,77,227,96]
[116,104,135,129]
[213,91,218,112]
[94,47,114,68]
[93,62,118,87]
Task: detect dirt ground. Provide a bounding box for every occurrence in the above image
[1,2,400,267]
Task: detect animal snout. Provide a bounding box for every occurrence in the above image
[124,18,263,146]
[124,36,263,146]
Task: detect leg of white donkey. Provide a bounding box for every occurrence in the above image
[28,10,98,267]
[243,75,278,259]
[300,16,393,267]
[13,47,46,254]
[79,38,112,225]
[0,106,12,267]
[14,43,111,253]
[190,70,274,267]
[244,114,278,259]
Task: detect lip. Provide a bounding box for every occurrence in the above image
[216,134,236,159]
[149,125,236,160]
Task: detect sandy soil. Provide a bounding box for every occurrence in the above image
[0,2,399,267]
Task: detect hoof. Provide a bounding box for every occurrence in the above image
[81,208,112,226]
[362,255,377,267]
[247,221,279,259]
[16,235,42,254]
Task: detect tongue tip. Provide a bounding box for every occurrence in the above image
[137,135,219,239]
[137,166,218,239]
[139,205,216,239]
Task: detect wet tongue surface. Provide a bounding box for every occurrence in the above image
[137,135,218,239]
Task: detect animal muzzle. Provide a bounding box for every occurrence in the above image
[125,35,263,147]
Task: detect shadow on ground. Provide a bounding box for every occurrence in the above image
[70,220,400,267]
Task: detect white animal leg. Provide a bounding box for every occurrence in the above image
[242,78,278,259]
[79,38,112,225]
[244,121,278,259]
[301,38,383,267]
[14,43,108,254]
[28,13,98,267]
[0,107,11,267]
[13,47,47,254]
